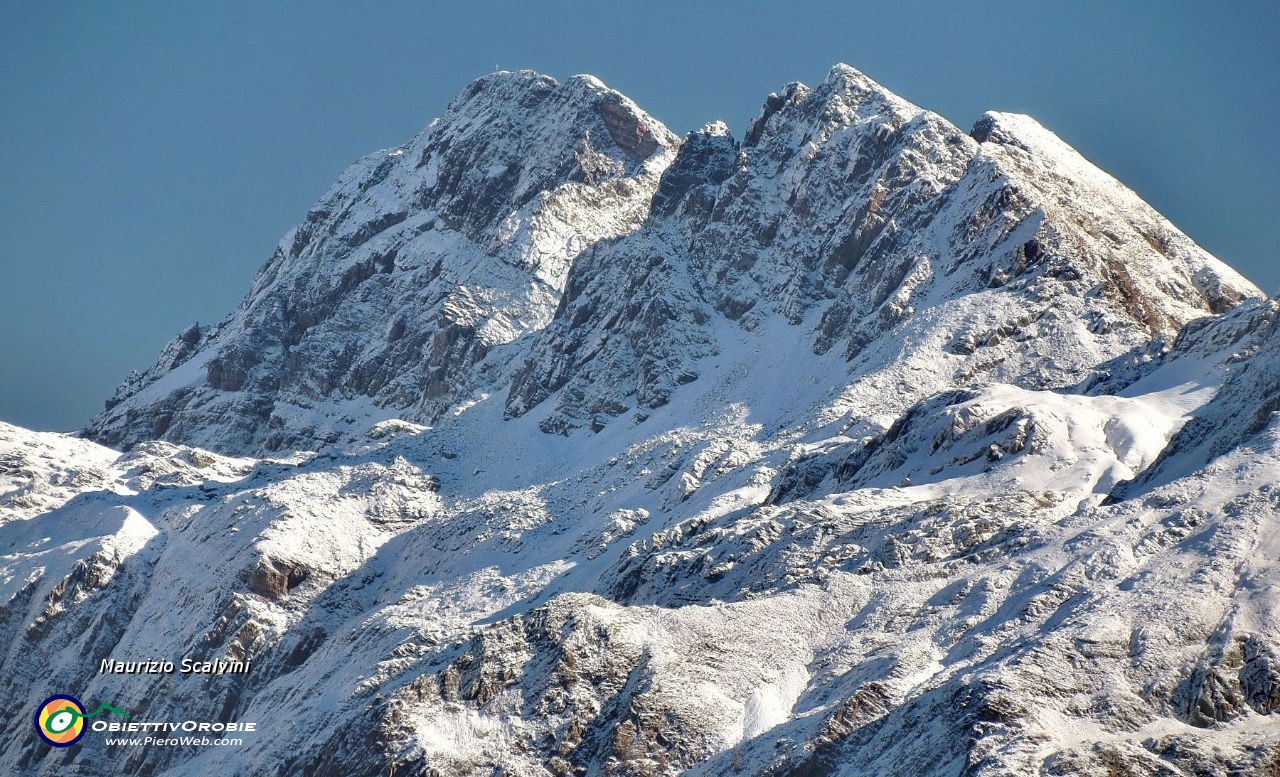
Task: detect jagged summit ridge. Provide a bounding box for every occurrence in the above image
[503,66,1259,437]
[971,110,1251,318]
[2,64,1278,777]
[84,65,1257,455]
[84,70,678,453]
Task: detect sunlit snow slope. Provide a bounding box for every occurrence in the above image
[1,67,1276,776]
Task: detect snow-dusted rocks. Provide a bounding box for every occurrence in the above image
[2,66,1278,775]
[85,65,1255,455]
[85,70,678,454]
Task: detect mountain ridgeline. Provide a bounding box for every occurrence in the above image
[0,66,1277,776]
[83,65,1252,456]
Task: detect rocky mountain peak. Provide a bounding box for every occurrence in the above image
[7,65,1280,777]
[744,64,920,151]
[83,70,679,453]
[649,121,739,219]
[83,66,1259,455]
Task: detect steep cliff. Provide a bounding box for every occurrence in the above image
[1,67,1275,776]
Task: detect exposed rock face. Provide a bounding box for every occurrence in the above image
[84,70,678,453]
[84,65,1252,455]
[505,67,1255,441]
[1,66,1275,776]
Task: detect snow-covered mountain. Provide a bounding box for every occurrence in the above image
[4,67,1278,776]
[85,70,679,454]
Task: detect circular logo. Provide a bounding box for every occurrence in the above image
[35,695,86,747]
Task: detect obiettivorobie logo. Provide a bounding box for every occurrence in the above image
[34,692,257,749]
[34,695,129,747]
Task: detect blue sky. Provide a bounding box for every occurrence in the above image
[2,1,1277,432]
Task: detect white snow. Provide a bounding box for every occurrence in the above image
[4,66,1275,777]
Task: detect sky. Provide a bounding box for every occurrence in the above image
[1,1,1277,432]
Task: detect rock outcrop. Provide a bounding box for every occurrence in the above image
[1,66,1274,776]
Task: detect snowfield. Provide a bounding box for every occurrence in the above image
[3,66,1278,776]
